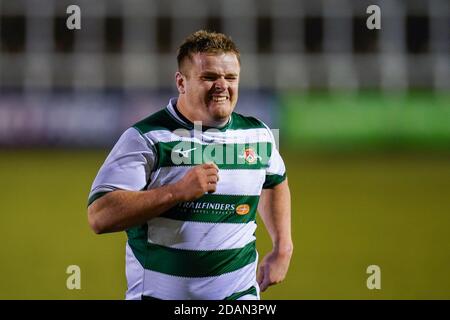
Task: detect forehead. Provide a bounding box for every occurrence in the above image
[188,52,240,74]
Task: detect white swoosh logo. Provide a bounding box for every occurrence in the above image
[173,147,197,157]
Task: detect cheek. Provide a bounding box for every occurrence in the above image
[200,83,214,94]
[230,86,238,99]
[188,85,209,99]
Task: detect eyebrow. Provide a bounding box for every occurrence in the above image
[200,71,239,77]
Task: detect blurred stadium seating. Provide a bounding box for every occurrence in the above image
[0,0,448,148]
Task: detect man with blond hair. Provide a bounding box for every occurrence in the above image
[88,30,293,300]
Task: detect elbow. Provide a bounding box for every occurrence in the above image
[87,205,107,234]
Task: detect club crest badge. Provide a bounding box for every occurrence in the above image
[242,148,260,164]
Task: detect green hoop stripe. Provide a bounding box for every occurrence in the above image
[128,239,257,278]
[225,286,258,300]
[263,173,287,189]
[155,140,272,170]
[133,109,184,134]
[87,191,111,206]
[162,194,259,223]
[140,285,257,300]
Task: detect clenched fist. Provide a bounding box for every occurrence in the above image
[173,163,219,201]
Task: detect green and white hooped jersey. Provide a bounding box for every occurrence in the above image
[88,98,286,300]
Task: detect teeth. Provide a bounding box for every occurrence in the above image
[213,96,227,102]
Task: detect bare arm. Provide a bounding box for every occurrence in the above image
[87,163,219,234]
[256,179,293,292]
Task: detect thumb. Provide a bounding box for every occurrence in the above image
[257,264,264,286]
[259,265,271,292]
[204,161,219,172]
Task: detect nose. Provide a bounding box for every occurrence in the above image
[213,77,228,91]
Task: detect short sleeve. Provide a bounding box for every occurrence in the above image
[262,125,287,189]
[88,127,156,205]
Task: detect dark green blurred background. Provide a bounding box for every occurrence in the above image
[0,0,449,299]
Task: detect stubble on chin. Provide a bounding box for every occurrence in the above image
[209,103,234,120]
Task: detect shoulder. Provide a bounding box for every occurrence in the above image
[230,112,277,146]
[132,108,181,135]
[230,112,268,130]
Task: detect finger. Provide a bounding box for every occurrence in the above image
[260,280,269,292]
[205,168,220,177]
[259,266,272,292]
[207,182,217,193]
[256,265,264,285]
[211,162,219,172]
[204,162,219,172]
[260,279,270,292]
[203,162,215,169]
[207,175,218,183]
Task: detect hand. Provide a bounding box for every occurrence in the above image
[257,248,293,292]
[173,163,219,201]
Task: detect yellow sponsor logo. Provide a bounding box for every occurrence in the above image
[236,204,250,215]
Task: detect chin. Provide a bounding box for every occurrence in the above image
[209,103,233,119]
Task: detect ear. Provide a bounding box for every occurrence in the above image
[175,71,185,94]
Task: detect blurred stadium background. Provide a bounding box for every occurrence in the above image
[0,0,449,299]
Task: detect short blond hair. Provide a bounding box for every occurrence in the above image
[177,30,240,72]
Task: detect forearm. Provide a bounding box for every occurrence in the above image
[258,179,293,255]
[88,163,220,234]
[88,183,183,234]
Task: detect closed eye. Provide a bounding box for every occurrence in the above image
[201,75,217,81]
[200,73,238,81]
